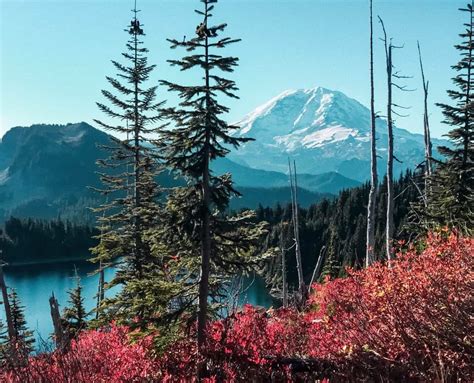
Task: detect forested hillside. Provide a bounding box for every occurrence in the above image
[0,218,98,265]
[0,170,417,271]
[0,124,347,222]
[258,170,420,291]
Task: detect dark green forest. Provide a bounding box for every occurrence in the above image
[257,170,420,289]
[0,169,418,277]
[0,218,98,265]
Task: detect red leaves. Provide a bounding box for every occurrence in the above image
[1,324,161,383]
[162,232,473,381]
[306,232,474,379]
[2,232,472,382]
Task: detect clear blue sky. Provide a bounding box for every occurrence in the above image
[0,0,469,139]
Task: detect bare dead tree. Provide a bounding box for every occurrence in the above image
[288,159,305,301]
[309,246,326,291]
[417,41,433,202]
[94,260,110,320]
[280,224,288,308]
[91,194,109,320]
[49,293,67,351]
[366,0,378,267]
[379,17,395,262]
[379,16,412,261]
[96,262,105,319]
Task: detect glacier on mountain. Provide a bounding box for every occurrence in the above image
[228,86,446,182]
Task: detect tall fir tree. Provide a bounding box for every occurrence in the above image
[8,289,34,354]
[91,2,166,328]
[429,2,474,234]
[0,319,8,365]
[62,272,87,339]
[159,0,271,366]
[320,225,340,279]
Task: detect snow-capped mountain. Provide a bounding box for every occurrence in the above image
[229,87,447,181]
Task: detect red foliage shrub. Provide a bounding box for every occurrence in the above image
[1,232,472,382]
[157,232,474,381]
[306,232,474,381]
[0,324,160,383]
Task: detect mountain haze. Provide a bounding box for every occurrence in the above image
[1,87,444,221]
[0,123,105,221]
[212,158,360,195]
[0,123,340,221]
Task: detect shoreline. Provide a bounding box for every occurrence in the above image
[4,254,93,268]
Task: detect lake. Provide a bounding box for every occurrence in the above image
[1,259,273,350]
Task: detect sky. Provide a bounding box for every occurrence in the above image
[0,0,469,140]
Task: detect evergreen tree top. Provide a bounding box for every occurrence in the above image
[94,4,164,136]
[158,0,252,180]
[427,1,474,234]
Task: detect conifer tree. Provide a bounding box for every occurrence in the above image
[0,232,14,344]
[0,319,8,364]
[429,2,474,234]
[8,289,34,353]
[62,273,87,339]
[0,261,14,343]
[0,320,7,346]
[321,226,340,279]
[91,2,166,327]
[159,0,270,366]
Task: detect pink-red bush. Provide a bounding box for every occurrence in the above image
[305,232,473,381]
[1,324,160,383]
[1,232,472,382]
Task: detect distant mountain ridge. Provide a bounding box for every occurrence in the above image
[0,122,346,222]
[0,123,106,218]
[212,158,360,195]
[0,122,105,176]
[228,87,449,181]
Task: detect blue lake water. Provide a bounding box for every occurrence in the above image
[1,259,272,349]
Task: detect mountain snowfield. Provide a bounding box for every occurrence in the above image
[229,87,446,181]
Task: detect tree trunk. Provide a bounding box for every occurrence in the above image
[280,226,288,308]
[49,293,66,350]
[309,246,326,290]
[417,41,432,203]
[197,4,212,378]
[0,263,15,341]
[288,159,305,301]
[96,261,105,320]
[366,0,378,267]
[132,16,143,279]
[384,34,394,262]
[462,8,473,171]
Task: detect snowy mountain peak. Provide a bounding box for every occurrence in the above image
[234,87,372,151]
[229,87,448,181]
